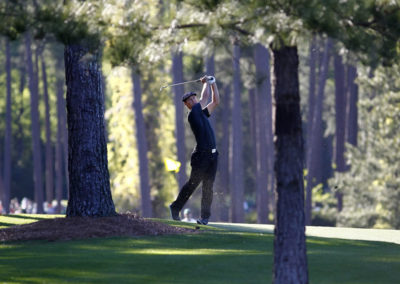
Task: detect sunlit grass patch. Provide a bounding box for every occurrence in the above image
[0,214,63,229]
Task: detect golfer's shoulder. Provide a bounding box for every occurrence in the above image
[202,107,210,117]
[192,103,202,113]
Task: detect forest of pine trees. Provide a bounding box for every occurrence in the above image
[1,1,400,281]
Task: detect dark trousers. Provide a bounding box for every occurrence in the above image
[171,151,218,219]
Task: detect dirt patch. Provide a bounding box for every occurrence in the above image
[0,213,196,242]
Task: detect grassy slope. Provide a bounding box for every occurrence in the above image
[1,215,400,284]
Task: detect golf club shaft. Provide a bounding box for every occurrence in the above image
[160,79,201,90]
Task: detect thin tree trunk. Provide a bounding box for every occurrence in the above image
[25,33,44,214]
[206,54,216,127]
[334,52,346,211]
[217,85,231,222]
[64,44,116,217]
[265,55,275,219]
[3,39,12,214]
[306,35,317,178]
[15,47,26,164]
[172,51,187,190]
[40,50,54,203]
[254,43,271,224]
[305,38,332,225]
[62,81,69,197]
[346,64,358,147]
[230,40,244,223]
[132,70,152,217]
[272,45,308,284]
[249,87,257,164]
[305,36,319,226]
[249,87,260,221]
[55,56,65,213]
[206,54,219,221]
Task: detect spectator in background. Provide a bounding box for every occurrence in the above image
[20,197,34,214]
[10,198,21,214]
[182,208,196,223]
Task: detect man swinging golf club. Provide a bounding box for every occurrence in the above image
[169,75,220,225]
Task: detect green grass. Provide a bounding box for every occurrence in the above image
[0,214,62,229]
[1,215,400,283]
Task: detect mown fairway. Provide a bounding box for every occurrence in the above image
[1,215,400,283]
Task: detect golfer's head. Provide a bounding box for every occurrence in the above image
[182,92,198,109]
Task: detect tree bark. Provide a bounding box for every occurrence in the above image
[64,44,116,217]
[230,41,244,223]
[272,45,308,284]
[334,52,346,211]
[132,70,152,217]
[254,43,271,224]
[305,38,332,225]
[25,33,44,214]
[3,39,12,214]
[172,51,187,190]
[40,50,54,203]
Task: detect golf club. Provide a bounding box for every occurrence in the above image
[159,76,215,91]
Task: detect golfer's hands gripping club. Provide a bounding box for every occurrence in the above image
[207,76,216,84]
[200,75,216,85]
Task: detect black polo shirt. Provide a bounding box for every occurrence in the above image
[188,103,216,152]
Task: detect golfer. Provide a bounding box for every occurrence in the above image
[170,75,220,225]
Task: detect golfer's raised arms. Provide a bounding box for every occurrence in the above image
[199,76,210,109]
[206,81,220,115]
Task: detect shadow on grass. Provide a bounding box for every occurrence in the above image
[2,215,51,221]
[1,229,400,284]
[0,222,13,228]
[1,225,400,284]
[0,232,273,284]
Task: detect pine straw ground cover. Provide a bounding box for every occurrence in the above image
[0,213,196,242]
[1,215,400,283]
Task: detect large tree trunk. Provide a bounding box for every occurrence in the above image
[3,39,12,214]
[132,70,152,217]
[55,56,65,213]
[305,38,332,225]
[40,51,54,203]
[254,43,271,224]
[272,45,308,284]
[64,44,116,217]
[346,64,358,147]
[230,41,244,223]
[25,33,44,214]
[334,52,346,211]
[172,51,187,190]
